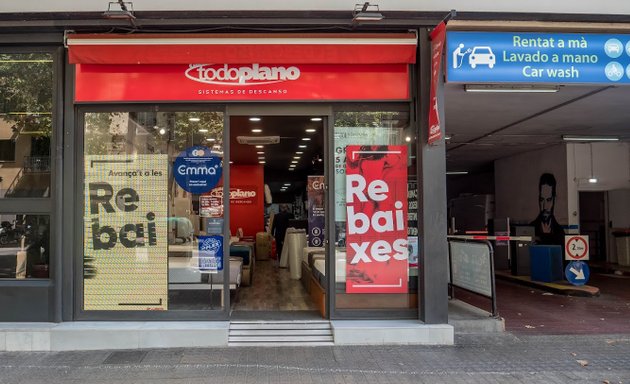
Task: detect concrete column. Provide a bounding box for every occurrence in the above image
[417,28,449,324]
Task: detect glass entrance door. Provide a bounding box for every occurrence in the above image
[227,105,330,320]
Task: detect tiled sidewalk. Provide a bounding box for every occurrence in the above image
[0,333,628,383]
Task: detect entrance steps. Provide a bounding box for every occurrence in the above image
[228,320,333,346]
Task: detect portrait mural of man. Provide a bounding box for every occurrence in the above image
[530,173,565,245]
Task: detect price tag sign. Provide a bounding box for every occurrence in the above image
[565,235,589,261]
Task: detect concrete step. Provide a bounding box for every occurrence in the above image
[228,320,333,346]
[448,299,505,334]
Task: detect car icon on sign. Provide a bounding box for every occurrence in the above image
[469,46,495,69]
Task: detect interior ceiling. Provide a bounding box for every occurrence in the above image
[230,115,324,192]
[444,84,630,172]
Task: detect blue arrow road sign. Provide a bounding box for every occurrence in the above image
[565,260,590,286]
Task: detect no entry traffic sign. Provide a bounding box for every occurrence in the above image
[565,235,589,261]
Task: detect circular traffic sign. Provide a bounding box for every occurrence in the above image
[565,260,590,286]
[565,236,589,260]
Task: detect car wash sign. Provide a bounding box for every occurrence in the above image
[345,145,408,294]
[447,31,630,84]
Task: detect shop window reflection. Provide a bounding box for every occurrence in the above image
[0,214,50,279]
[83,111,227,311]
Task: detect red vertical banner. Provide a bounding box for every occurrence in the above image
[428,22,446,144]
[345,145,408,294]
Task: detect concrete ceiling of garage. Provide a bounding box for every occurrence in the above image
[444,84,630,172]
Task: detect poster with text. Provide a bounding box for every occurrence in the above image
[307,176,325,247]
[83,154,168,310]
[334,126,401,224]
[345,145,408,294]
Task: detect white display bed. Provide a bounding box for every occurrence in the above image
[168,255,243,306]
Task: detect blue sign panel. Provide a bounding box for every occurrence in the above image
[565,260,590,286]
[198,235,224,272]
[447,31,630,84]
[173,146,222,194]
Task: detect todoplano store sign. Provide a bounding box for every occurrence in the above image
[75,63,409,102]
[67,33,416,102]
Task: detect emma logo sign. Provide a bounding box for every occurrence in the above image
[173,146,223,194]
[185,64,301,86]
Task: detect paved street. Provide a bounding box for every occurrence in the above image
[0,333,629,384]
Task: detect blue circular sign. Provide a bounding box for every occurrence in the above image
[173,146,222,194]
[565,261,590,286]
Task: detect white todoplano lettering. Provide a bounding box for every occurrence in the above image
[185,64,301,86]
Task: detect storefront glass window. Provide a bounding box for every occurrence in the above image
[0,214,50,279]
[0,53,53,199]
[333,110,418,311]
[83,111,226,311]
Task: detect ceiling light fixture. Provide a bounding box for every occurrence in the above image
[464,84,560,93]
[291,161,298,164]
[588,143,598,184]
[352,2,384,22]
[446,171,469,175]
[295,151,303,154]
[310,117,323,122]
[562,135,619,142]
[206,138,216,142]
[251,128,262,133]
[305,129,316,133]
[405,136,411,142]
[284,183,291,186]
[198,128,208,133]
[259,161,266,164]
[188,117,201,122]
[257,151,264,154]
[293,156,301,159]
[299,145,307,149]
[249,117,261,122]
[158,128,166,135]
[255,145,264,149]
[258,156,265,160]
[302,138,311,141]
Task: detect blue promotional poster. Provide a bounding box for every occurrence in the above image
[174,146,223,194]
[447,31,630,84]
[198,235,223,272]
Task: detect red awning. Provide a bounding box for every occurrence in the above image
[67,33,417,65]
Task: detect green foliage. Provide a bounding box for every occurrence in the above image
[0,53,53,136]
[333,111,404,128]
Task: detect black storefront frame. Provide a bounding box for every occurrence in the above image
[57,27,449,324]
[73,103,232,321]
[0,45,63,322]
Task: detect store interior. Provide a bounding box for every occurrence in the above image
[225,115,325,316]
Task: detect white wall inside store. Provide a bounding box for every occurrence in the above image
[609,189,630,228]
[494,144,568,226]
[566,142,630,228]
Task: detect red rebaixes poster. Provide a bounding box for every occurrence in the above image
[345,145,408,294]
